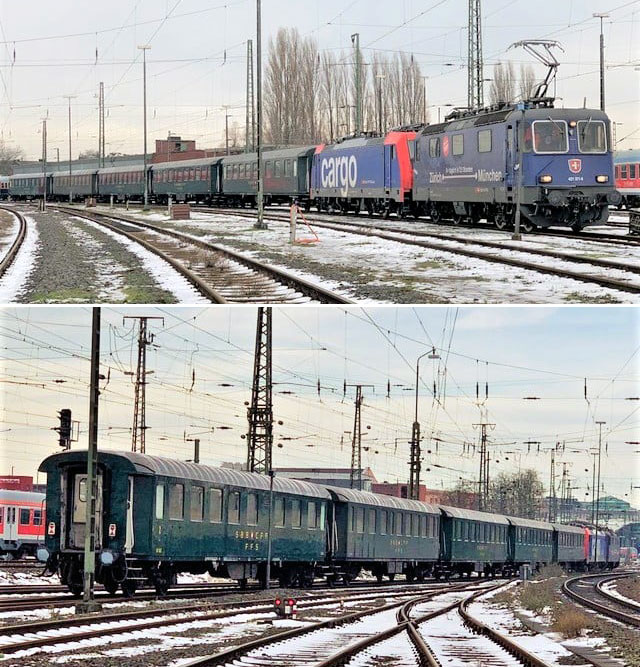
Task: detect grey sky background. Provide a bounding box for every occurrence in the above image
[1,305,638,515]
[0,0,637,161]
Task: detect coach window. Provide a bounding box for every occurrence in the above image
[621,165,628,179]
[228,491,240,524]
[355,507,364,533]
[274,497,285,527]
[155,485,165,520]
[275,160,281,178]
[246,493,258,525]
[452,134,464,156]
[319,503,326,528]
[266,161,273,178]
[293,160,298,177]
[395,512,403,535]
[478,129,492,153]
[380,510,387,535]
[420,516,427,537]
[190,168,195,180]
[630,164,637,179]
[368,509,376,534]
[191,486,204,521]
[19,509,30,525]
[291,499,301,528]
[308,501,317,529]
[209,488,223,522]
[169,483,184,520]
[577,120,606,154]
[0,508,3,522]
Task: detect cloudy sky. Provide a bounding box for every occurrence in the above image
[1,305,638,512]
[0,0,637,160]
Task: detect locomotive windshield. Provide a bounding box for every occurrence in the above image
[577,120,607,154]
[532,120,568,154]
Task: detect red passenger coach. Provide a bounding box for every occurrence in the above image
[0,490,46,558]
[614,149,640,208]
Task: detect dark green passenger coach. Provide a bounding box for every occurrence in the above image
[39,450,329,595]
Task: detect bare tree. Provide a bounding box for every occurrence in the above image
[0,142,25,174]
[78,149,99,160]
[487,470,545,519]
[519,64,537,101]
[488,61,516,106]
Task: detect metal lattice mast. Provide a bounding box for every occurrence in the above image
[247,307,273,474]
[125,316,163,454]
[467,0,484,110]
[473,421,495,510]
[350,386,363,490]
[245,40,255,152]
[98,82,105,168]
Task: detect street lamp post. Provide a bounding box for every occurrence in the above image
[376,74,385,135]
[409,347,440,500]
[254,0,267,229]
[63,96,76,203]
[593,13,609,111]
[138,45,151,211]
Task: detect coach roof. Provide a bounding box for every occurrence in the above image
[326,486,439,514]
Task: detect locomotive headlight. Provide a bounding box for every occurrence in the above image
[538,175,553,184]
[569,120,577,128]
[100,550,115,566]
[596,175,609,183]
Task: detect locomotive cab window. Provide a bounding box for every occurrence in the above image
[169,483,184,520]
[477,129,492,153]
[191,486,204,522]
[246,493,258,525]
[532,120,568,154]
[429,137,440,158]
[228,491,240,524]
[209,488,223,522]
[577,120,607,154]
[155,485,165,520]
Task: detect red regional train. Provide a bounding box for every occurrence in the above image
[614,149,640,209]
[0,490,46,559]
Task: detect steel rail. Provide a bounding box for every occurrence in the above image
[179,582,483,667]
[458,587,555,667]
[562,573,640,628]
[0,205,27,278]
[0,583,460,657]
[57,206,353,304]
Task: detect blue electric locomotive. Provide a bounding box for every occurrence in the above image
[413,104,620,232]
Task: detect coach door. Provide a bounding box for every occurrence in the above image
[384,145,393,192]
[125,477,134,553]
[69,473,103,550]
[505,125,515,190]
[5,507,17,541]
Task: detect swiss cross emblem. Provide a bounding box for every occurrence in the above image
[568,159,582,174]
[442,135,450,157]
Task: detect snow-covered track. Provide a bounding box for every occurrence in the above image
[181,581,490,667]
[189,207,640,297]
[0,582,456,658]
[0,205,27,279]
[54,206,353,304]
[562,573,640,628]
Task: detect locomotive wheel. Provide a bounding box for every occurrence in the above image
[429,206,441,224]
[104,580,119,595]
[69,583,83,598]
[387,573,396,582]
[571,223,584,233]
[494,211,509,230]
[121,580,138,598]
[452,215,464,226]
[521,220,537,233]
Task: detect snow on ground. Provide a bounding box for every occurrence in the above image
[348,630,416,666]
[65,222,127,301]
[601,579,640,609]
[72,216,211,304]
[0,215,40,302]
[114,207,639,303]
[0,568,57,586]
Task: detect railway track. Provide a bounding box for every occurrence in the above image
[183,206,640,296]
[53,206,352,304]
[182,579,560,667]
[0,581,459,658]
[0,205,27,280]
[562,572,640,628]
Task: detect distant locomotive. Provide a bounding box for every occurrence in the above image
[0,489,46,559]
[38,450,618,597]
